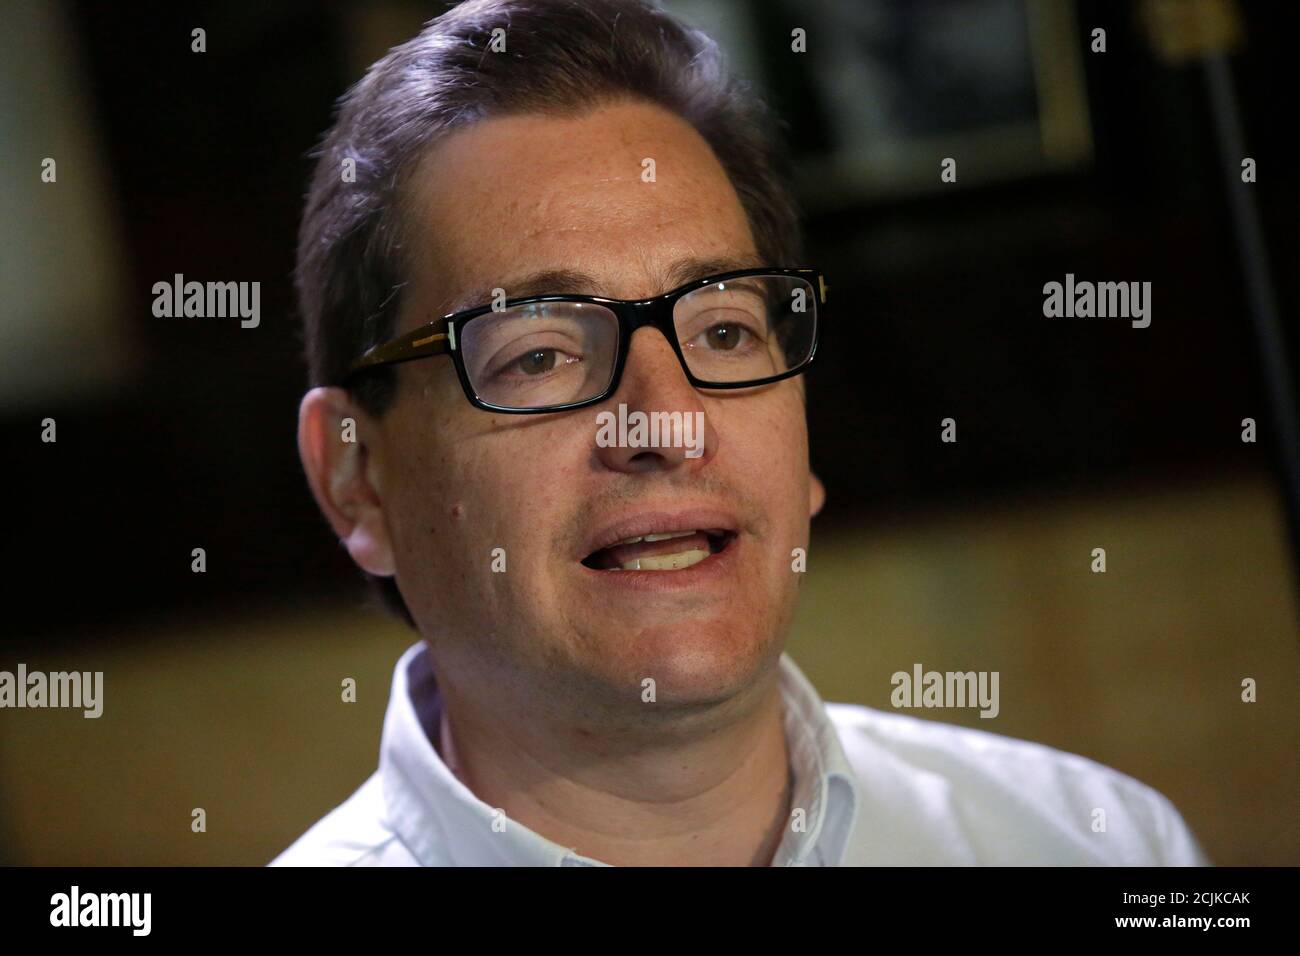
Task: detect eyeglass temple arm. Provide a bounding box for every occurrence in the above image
[347,317,454,377]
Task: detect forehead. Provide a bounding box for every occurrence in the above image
[398,98,758,320]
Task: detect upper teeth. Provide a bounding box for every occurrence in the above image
[613,530,696,546]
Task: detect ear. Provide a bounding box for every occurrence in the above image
[298,387,396,576]
[809,471,826,519]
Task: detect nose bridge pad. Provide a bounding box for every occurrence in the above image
[625,298,674,336]
[622,298,688,381]
[623,301,673,348]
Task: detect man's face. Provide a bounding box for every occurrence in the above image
[338,98,823,714]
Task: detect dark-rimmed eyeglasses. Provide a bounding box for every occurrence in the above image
[341,267,826,413]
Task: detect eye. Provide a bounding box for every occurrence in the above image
[496,346,582,379]
[517,349,559,374]
[703,323,747,350]
[682,313,764,353]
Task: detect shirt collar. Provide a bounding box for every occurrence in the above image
[380,641,860,866]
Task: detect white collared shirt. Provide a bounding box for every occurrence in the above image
[271,642,1209,866]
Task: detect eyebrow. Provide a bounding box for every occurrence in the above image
[442,253,766,315]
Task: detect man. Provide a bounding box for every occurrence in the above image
[273,0,1209,866]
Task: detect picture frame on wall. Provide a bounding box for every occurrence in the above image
[779,0,1094,204]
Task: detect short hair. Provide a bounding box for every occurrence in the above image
[296,0,805,627]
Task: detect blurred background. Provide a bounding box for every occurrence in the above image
[2,0,1297,865]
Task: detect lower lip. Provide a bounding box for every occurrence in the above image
[577,535,741,591]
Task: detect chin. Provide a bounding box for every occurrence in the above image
[589,614,783,708]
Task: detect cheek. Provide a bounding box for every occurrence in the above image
[383,439,515,630]
[725,389,810,491]
[386,416,581,574]
[378,406,469,566]
[712,390,811,574]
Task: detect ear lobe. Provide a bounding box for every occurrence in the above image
[809,471,826,518]
[298,387,397,576]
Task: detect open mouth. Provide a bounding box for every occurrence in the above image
[581,529,737,571]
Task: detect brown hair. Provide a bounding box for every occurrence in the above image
[296,0,805,626]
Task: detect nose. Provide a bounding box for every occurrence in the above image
[591,326,716,474]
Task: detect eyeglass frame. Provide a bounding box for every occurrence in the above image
[340,266,827,414]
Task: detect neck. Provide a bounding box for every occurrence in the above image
[435,662,793,866]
